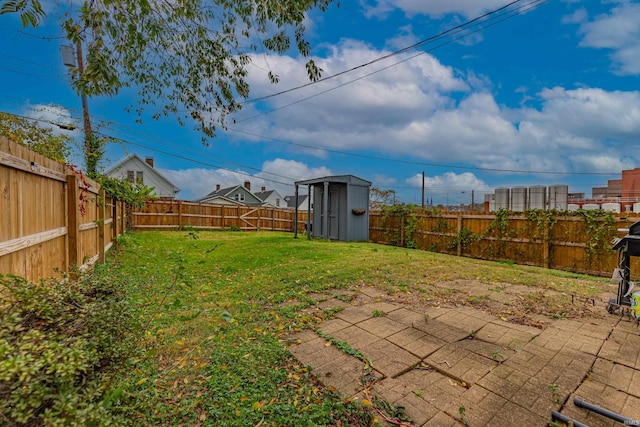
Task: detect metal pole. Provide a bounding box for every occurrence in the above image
[421,171,424,209]
[293,184,299,238]
[322,181,329,239]
[306,185,312,240]
[574,397,638,424]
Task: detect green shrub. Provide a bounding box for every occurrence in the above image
[0,270,142,426]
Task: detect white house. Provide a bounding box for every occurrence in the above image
[104,154,180,199]
[254,187,285,208]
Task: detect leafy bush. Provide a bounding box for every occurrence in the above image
[0,269,142,426]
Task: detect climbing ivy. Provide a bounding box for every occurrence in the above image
[576,209,616,265]
[485,208,511,238]
[525,208,559,240]
[449,226,480,251]
[381,204,419,248]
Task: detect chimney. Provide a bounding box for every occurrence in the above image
[244,180,251,191]
[145,157,154,168]
[261,186,266,192]
[216,184,221,191]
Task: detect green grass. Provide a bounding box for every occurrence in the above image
[101,230,608,425]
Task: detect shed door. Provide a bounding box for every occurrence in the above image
[328,188,339,239]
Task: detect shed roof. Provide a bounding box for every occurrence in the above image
[295,174,371,186]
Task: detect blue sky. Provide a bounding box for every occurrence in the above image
[1,0,640,205]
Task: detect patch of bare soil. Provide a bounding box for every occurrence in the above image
[367,279,617,330]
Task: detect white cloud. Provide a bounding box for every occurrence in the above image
[232,38,640,184]
[26,104,81,138]
[160,158,332,201]
[562,7,587,24]
[361,0,511,19]
[407,171,490,191]
[373,174,397,186]
[576,2,640,75]
[406,171,491,204]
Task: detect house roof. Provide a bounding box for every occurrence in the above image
[284,194,308,208]
[104,154,180,193]
[295,174,371,187]
[197,185,240,200]
[254,190,277,201]
[195,185,262,205]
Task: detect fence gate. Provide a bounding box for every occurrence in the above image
[239,208,259,230]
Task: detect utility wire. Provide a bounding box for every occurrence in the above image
[0,95,623,178]
[239,0,541,106]
[99,134,297,187]
[225,128,618,176]
[234,0,549,123]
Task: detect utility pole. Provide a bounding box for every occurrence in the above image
[62,42,95,176]
[76,41,93,170]
[76,41,96,176]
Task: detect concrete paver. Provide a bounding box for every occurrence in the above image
[286,289,640,426]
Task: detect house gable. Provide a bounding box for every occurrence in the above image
[254,189,284,207]
[104,154,180,198]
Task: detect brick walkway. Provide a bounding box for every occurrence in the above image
[287,287,640,426]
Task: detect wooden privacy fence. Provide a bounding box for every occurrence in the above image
[369,210,639,277]
[0,137,126,281]
[131,199,309,232]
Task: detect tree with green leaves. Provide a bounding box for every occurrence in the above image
[0,112,73,164]
[370,187,398,209]
[1,0,332,143]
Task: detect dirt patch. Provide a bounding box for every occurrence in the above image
[363,279,613,330]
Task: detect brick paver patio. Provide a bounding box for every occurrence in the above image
[287,287,640,426]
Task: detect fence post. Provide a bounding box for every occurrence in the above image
[400,214,405,247]
[257,207,261,231]
[66,174,81,274]
[543,220,550,269]
[457,213,463,257]
[98,189,106,263]
[120,200,126,235]
[178,201,183,229]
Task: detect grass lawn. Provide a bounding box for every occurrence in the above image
[104,230,610,426]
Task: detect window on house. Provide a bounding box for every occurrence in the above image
[135,171,143,184]
[126,170,135,183]
[276,198,280,207]
[235,193,245,202]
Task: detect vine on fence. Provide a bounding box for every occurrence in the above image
[576,209,616,265]
[449,226,480,251]
[95,175,156,208]
[525,208,558,240]
[375,205,620,274]
[381,204,419,249]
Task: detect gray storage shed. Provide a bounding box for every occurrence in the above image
[294,175,371,241]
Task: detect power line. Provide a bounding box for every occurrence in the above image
[99,134,297,188]
[0,97,625,178]
[0,65,64,79]
[239,0,543,106]
[0,51,56,69]
[234,0,549,123]
[225,128,618,176]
